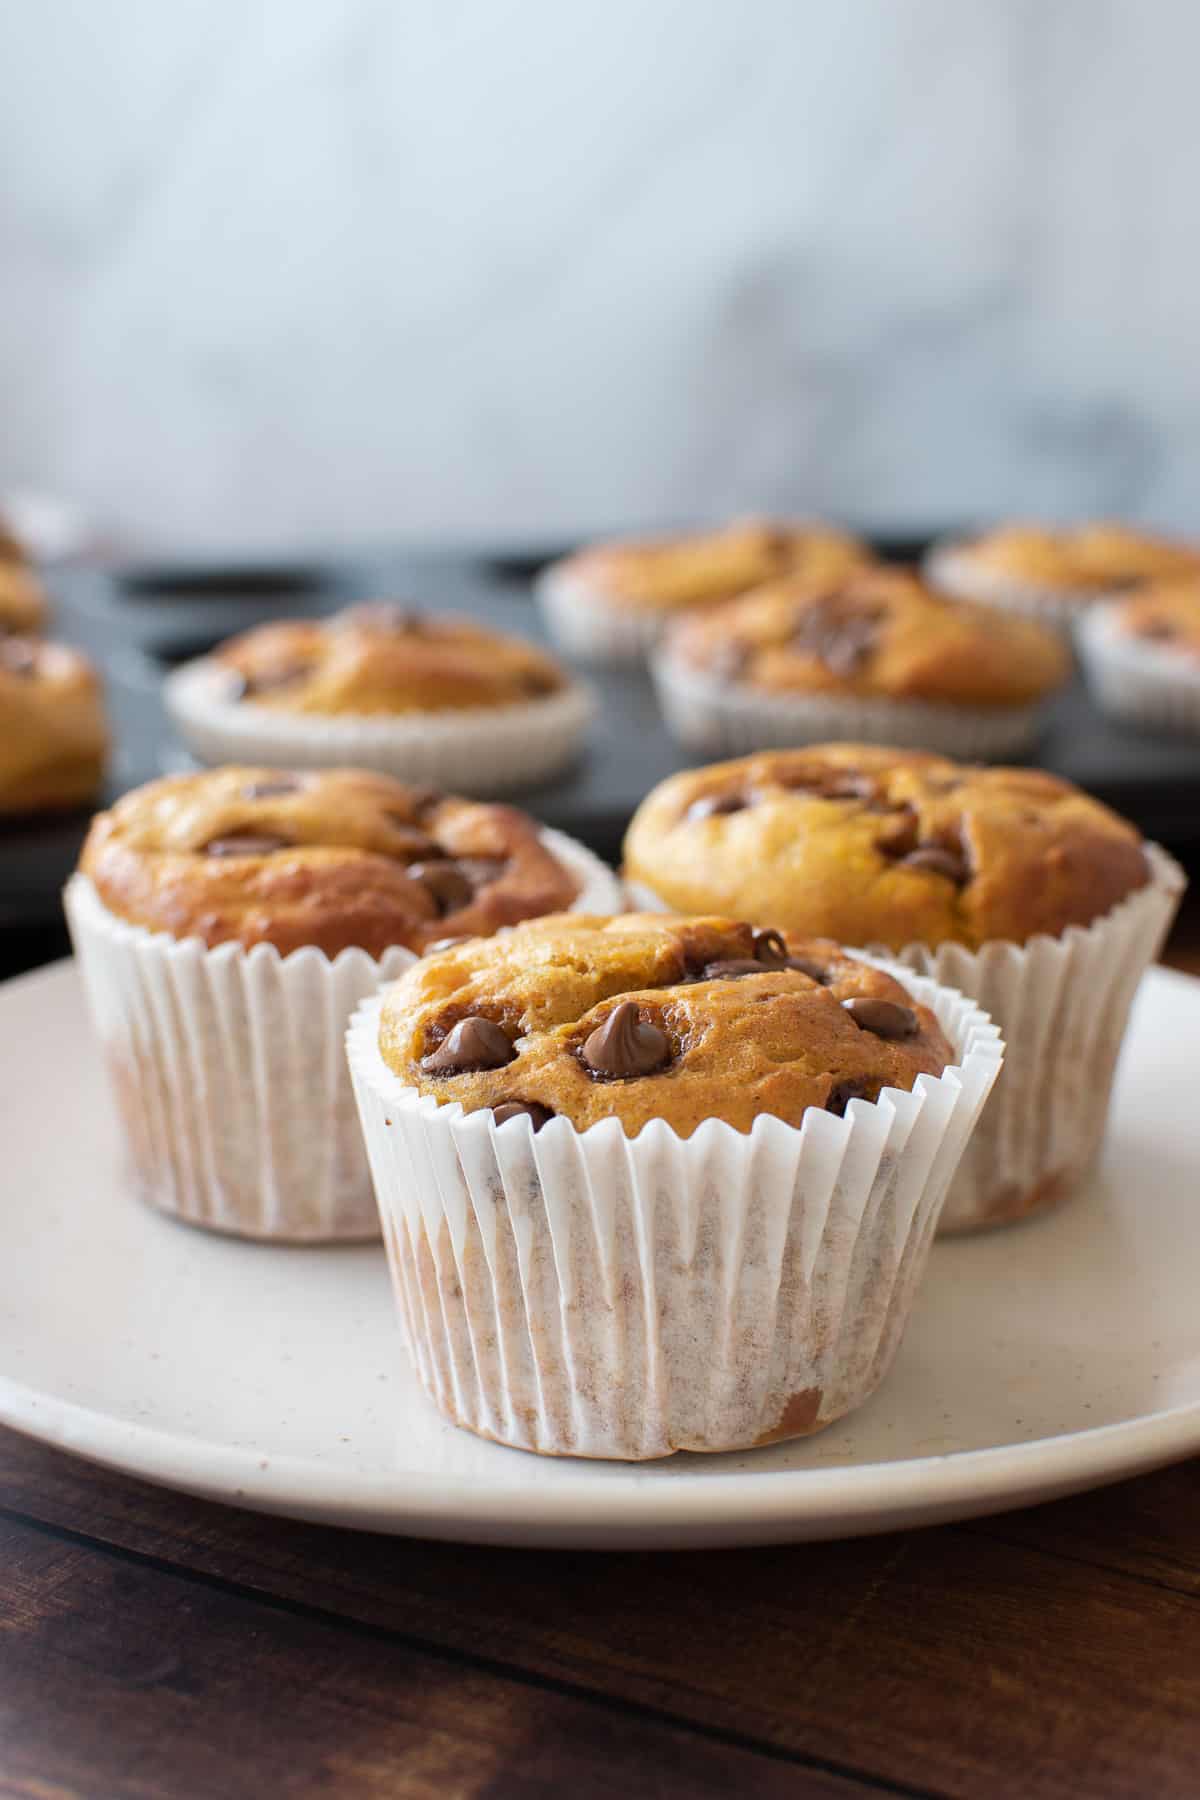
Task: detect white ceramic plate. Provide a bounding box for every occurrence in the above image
[3,960,1199,1549]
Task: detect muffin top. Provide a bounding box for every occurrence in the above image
[547,519,872,616]
[79,766,581,958]
[0,637,107,807]
[1106,579,1200,660]
[378,912,952,1139]
[664,566,1071,707]
[623,745,1151,951]
[207,605,568,715]
[0,560,47,635]
[938,523,1200,600]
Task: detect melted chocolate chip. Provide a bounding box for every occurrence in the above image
[876,808,920,859]
[752,928,788,964]
[900,844,970,884]
[841,996,919,1040]
[825,1076,876,1117]
[686,791,747,823]
[700,958,768,980]
[421,1017,515,1075]
[204,832,291,858]
[0,640,38,677]
[781,767,877,803]
[791,597,884,677]
[784,956,833,985]
[409,861,473,913]
[243,776,303,799]
[699,929,832,983]
[492,1100,555,1130]
[580,1001,671,1079]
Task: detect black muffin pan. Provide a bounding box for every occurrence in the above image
[4,540,1200,936]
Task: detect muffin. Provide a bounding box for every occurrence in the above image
[535,518,872,663]
[164,604,593,795]
[348,912,1001,1458]
[0,637,107,813]
[65,766,622,1241]
[623,745,1183,1233]
[652,565,1071,758]
[1078,578,1200,735]
[926,521,1200,636]
[0,558,48,636]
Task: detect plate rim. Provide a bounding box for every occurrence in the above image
[4,956,1200,1545]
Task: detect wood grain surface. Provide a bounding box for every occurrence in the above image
[2,898,1199,1798]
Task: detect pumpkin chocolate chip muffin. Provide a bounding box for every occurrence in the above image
[164,605,592,795]
[1078,579,1200,735]
[653,566,1070,759]
[536,517,872,663]
[926,521,1200,634]
[0,637,107,814]
[65,766,620,1242]
[624,746,1182,1233]
[349,912,1000,1458]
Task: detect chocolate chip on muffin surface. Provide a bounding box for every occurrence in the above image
[79,765,581,958]
[378,912,952,1138]
[623,745,1151,952]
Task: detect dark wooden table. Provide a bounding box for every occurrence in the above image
[4,908,1200,1799]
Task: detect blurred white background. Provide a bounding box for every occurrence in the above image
[1,0,1197,553]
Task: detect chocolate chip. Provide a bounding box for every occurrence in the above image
[686,792,747,822]
[825,1076,877,1117]
[781,768,877,803]
[0,640,37,677]
[243,776,303,799]
[791,596,884,677]
[900,845,970,884]
[784,956,833,985]
[204,833,291,857]
[580,1001,671,1079]
[700,959,768,980]
[877,809,920,859]
[492,1100,554,1130]
[841,996,919,1039]
[408,861,473,912]
[752,928,788,964]
[421,1017,515,1074]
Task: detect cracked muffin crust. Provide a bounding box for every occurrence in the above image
[543,518,871,620]
[0,637,107,813]
[663,566,1071,707]
[79,766,582,958]
[623,745,1152,951]
[377,911,952,1139]
[928,522,1200,610]
[206,605,568,715]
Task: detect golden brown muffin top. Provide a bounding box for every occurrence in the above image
[623,745,1151,952]
[0,560,48,635]
[79,766,581,958]
[206,605,568,716]
[1108,578,1200,660]
[665,566,1071,707]
[947,522,1200,598]
[547,518,872,616]
[378,912,951,1139]
[0,637,107,814]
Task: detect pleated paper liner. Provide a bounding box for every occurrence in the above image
[65,828,623,1242]
[534,565,668,664]
[627,845,1184,1233]
[650,649,1047,761]
[923,541,1087,639]
[1077,605,1200,736]
[165,659,595,796]
[347,966,1002,1460]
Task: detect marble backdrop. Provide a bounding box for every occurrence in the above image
[1,0,1197,552]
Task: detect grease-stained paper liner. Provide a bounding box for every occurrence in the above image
[627,848,1184,1234]
[923,542,1085,639]
[63,831,622,1243]
[347,967,1003,1459]
[164,659,595,796]
[651,649,1046,762]
[534,566,666,664]
[1077,606,1200,736]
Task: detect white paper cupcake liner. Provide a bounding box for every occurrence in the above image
[347,965,1003,1459]
[628,846,1183,1233]
[164,659,595,796]
[1077,605,1200,735]
[923,542,1086,639]
[534,565,666,663]
[651,649,1047,761]
[63,830,622,1242]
